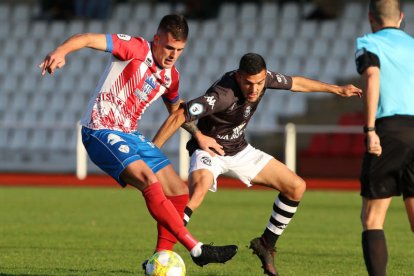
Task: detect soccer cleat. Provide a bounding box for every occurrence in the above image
[249,237,278,276]
[191,244,238,267]
[141,259,148,272]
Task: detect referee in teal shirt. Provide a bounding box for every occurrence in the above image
[355,0,414,275]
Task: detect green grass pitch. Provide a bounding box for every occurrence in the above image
[0,186,413,275]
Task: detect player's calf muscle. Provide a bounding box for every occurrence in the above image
[187,189,207,211]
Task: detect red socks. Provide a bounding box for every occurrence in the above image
[156,194,189,251]
[142,182,197,251]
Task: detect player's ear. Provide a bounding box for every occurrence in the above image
[398,12,405,29]
[153,34,159,45]
[367,12,380,31]
[235,70,241,82]
[368,12,375,25]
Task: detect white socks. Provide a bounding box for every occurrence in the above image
[190,242,203,257]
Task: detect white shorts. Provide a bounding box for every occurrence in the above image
[189,144,273,192]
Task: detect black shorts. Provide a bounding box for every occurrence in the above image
[360,115,414,199]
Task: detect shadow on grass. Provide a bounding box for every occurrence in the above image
[0,267,134,276]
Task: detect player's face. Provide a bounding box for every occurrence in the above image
[153,32,186,69]
[236,69,267,103]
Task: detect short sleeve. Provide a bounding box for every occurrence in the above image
[162,67,180,104]
[183,87,233,122]
[109,34,149,61]
[355,36,380,74]
[266,71,293,90]
[355,48,380,74]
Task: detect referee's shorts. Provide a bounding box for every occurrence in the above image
[360,115,414,199]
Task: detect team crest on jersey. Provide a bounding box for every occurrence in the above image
[117,34,131,41]
[275,73,288,84]
[244,106,252,118]
[118,144,130,153]
[107,134,126,145]
[145,57,153,67]
[200,156,211,166]
[164,75,171,86]
[135,75,157,101]
[189,103,204,116]
[276,74,282,83]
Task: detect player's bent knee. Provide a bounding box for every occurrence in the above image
[296,177,306,190]
[292,177,306,198]
[283,177,306,201]
[121,166,159,191]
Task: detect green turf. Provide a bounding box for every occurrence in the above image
[0,186,413,275]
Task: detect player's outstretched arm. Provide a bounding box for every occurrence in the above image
[153,107,186,148]
[39,33,107,75]
[153,105,224,156]
[181,120,224,156]
[192,131,224,157]
[290,76,362,97]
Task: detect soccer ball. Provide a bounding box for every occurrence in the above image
[145,250,186,276]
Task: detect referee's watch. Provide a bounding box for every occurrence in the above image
[363,126,376,133]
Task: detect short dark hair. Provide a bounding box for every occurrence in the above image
[238,53,267,75]
[157,14,188,41]
[369,0,401,24]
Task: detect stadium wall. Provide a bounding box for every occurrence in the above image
[0,173,359,190]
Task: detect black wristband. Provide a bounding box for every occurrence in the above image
[363,126,376,133]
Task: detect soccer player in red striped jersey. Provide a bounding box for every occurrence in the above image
[39,14,237,268]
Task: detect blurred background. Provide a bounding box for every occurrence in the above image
[1,0,412,179]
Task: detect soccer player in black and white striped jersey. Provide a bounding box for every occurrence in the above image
[153,53,362,275]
